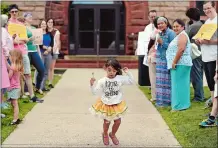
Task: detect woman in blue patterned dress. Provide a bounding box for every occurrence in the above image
[166,19,192,111]
[155,17,176,107]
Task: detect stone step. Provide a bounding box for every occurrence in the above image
[64,55,138,61]
[56,55,139,68]
[57,59,138,63]
[55,62,138,69]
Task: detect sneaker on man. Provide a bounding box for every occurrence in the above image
[199,118,217,127]
[30,96,44,103]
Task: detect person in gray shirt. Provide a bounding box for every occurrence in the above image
[186,8,205,102]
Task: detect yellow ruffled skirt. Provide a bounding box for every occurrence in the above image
[89,98,128,121]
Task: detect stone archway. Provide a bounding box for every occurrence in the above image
[45,1,149,56]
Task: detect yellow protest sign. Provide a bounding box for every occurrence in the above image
[193,24,217,40]
[8,23,28,39]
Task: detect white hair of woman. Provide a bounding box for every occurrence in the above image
[1,14,8,27]
[1,14,14,57]
[157,16,168,24]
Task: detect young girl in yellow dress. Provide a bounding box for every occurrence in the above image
[89,58,135,145]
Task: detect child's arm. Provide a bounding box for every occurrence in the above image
[8,69,14,79]
[90,79,104,96]
[120,67,135,85]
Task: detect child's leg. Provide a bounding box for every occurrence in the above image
[103,119,110,135]
[109,118,121,145]
[102,119,110,145]
[11,99,19,121]
[111,118,121,135]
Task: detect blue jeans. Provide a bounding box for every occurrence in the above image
[191,57,204,101]
[28,52,45,90]
[35,53,52,90]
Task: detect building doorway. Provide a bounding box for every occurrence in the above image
[69,1,125,55]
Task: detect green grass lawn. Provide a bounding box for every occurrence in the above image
[1,73,62,143]
[139,86,217,148]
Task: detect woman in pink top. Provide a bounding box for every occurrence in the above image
[7,50,23,125]
[7,4,41,103]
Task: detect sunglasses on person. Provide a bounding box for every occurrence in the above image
[10,10,18,14]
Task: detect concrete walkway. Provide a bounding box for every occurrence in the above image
[2,69,180,147]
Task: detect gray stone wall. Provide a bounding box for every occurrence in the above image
[148,1,190,24]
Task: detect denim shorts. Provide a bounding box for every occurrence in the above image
[52,54,59,60]
[7,88,21,100]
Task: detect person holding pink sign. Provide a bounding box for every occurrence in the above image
[23,12,46,94]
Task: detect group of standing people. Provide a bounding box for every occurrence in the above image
[145,10,192,111]
[1,4,61,125]
[144,0,217,126]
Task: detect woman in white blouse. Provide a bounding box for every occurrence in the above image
[1,14,14,59]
